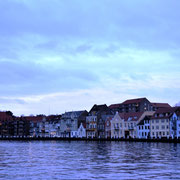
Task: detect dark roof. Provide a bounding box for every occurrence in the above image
[151,103,171,108]
[152,107,178,119]
[122,97,149,105]
[109,103,122,109]
[89,104,108,113]
[25,116,46,122]
[0,112,14,121]
[118,112,144,121]
[137,116,151,126]
[62,110,86,118]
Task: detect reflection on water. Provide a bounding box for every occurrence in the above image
[0,141,180,179]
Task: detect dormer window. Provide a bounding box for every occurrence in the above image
[159,114,163,117]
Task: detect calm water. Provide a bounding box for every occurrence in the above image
[0,141,180,179]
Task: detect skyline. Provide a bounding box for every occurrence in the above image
[0,0,180,116]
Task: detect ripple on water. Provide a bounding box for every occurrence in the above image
[0,141,180,179]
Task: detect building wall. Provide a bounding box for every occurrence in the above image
[150,118,170,138]
[111,113,124,138]
[86,115,97,138]
[137,121,150,139]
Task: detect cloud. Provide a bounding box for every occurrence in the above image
[0,97,26,104]
[0,0,180,115]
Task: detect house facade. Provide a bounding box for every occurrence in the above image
[77,123,86,138]
[105,116,112,138]
[60,111,87,138]
[137,115,154,139]
[0,111,14,137]
[86,104,111,138]
[150,108,178,139]
[111,111,155,139]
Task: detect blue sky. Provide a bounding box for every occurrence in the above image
[0,0,180,115]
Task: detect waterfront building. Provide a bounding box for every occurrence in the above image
[44,115,61,137]
[150,107,179,139]
[175,110,180,138]
[109,98,152,114]
[170,108,180,138]
[14,116,30,137]
[86,104,111,138]
[111,111,155,139]
[60,111,87,138]
[26,115,46,137]
[109,98,171,114]
[0,111,14,137]
[137,113,155,139]
[78,123,86,138]
[105,116,113,138]
[151,103,171,111]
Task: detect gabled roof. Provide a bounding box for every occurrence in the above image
[25,116,46,123]
[137,116,151,126]
[62,110,86,118]
[122,97,149,105]
[109,103,122,109]
[118,112,144,121]
[151,103,171,108]
[152,107,178,119]
[89,104,109,114]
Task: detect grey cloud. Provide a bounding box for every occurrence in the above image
[35,41,59,50]
[1,0,180,50]
[76,44,92,53]
[0,97,26,104]
[0,60,99,96]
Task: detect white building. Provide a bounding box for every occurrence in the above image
[137,115,153,139]
[77,123,86,138]
[111,111,155,139]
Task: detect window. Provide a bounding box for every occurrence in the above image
[162,125,165,129]
[156,120,159,123]
[152,132,154,136]
[167,132,169,135]
[159,132,161,136]
[152,126,154,129]
[152,120,154,123]
[163,132,165,136]
[166,119,169,123]
[167,125,169,129]
[161,119,165,123]
[156,126,159,130]
[159,114,163,117]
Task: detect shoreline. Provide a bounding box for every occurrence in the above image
[0,137,180,143]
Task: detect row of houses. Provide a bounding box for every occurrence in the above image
[0,97,180,139]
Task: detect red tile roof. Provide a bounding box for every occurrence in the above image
[118,112,144,121]
[152,107,178,119]
[25,116,45,123]
[0,112,14,121]
[151,103,171,108]
[109,103,122,109]
[122,98,148,105]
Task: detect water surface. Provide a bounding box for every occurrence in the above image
[0,141,180,179]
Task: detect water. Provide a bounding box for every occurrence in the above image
[0,141,180,180]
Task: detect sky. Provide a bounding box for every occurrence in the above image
[0,0,180,116]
